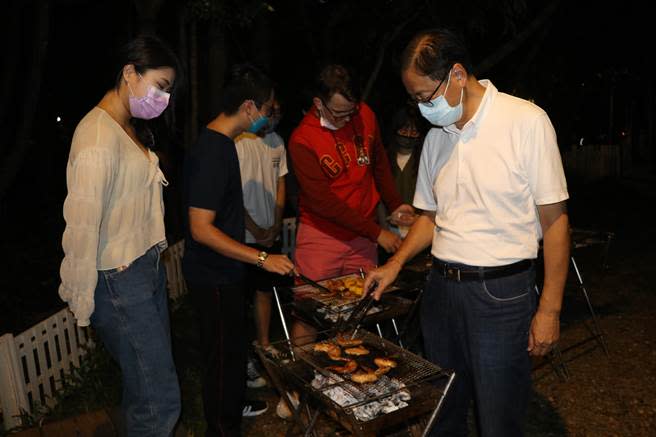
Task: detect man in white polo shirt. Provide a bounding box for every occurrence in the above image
[365,29,570,437]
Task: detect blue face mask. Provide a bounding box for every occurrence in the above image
[247,111,270,134]
[418,70,464,127]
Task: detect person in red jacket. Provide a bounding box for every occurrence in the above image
[288,64,415,343]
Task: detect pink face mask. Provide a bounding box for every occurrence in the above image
[128,76,170,120]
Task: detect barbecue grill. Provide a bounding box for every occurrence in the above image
[256,329,454,436]
[281,273,421,337]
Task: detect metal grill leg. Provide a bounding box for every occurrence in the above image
[391,317,404,348]
[548,344,570,381]
[421,372,456,437]
[570,256,610,355]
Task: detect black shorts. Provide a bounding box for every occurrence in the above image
[245,242,293,296]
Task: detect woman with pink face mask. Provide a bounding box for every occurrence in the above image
[58,35,182,436]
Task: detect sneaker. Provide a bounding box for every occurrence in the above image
[246,358,267,388]
[242,400,268,417]
[275,391,300,420]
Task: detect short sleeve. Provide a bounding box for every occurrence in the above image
[522,113,569,205]
[413,134,439,211]
[187,145,227,212]
[279,145,289,178]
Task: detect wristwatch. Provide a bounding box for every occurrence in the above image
[256,251,269,268]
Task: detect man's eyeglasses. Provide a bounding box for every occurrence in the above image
[322,101,359,120]
[412,66,451,107]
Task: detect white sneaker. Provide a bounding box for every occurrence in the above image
[242,400,268,417]
[246,358,267,388]
[276,391,300,419]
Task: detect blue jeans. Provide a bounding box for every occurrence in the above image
[91,244,181,436]
[421,260,538,437]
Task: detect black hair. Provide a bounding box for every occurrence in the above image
[314,64,361,103]
[218,63,274,116]
[113,35,183,148]
[385,104,428,176]
[400,29,473,80]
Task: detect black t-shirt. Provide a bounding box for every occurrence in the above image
[182,127,245,286]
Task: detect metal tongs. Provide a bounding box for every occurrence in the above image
[334,268,378,338]
[297,273,332,293]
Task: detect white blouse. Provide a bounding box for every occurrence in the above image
[59,107,168,326]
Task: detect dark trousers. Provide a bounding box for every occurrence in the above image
[188,281,246,437]
[421,261,538,437]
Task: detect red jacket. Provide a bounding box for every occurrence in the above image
[289,102,403,242]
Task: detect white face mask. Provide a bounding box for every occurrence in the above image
[418,70,464,127]
[317,105,339,130]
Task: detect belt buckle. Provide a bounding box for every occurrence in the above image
[444,265,461,282]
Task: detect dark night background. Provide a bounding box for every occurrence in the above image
[0,0,652,335]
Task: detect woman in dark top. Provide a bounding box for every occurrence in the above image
[385,105,429,206]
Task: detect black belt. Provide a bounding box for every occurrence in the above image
[432,258,533,282]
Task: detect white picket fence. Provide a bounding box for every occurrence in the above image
[0,218,297,430]
[0,309,93,429]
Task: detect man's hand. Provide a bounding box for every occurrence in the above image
[377,229,402,253]
[262,254,296,276]
[389,204,417,227]
[527,308,560,356]
[364,259,403,301]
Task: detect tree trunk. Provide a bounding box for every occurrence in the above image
[475,0,561,75]
[295,0,320,68]
[189,18,199,145]
[362,10,421,101]
[250,9,272,72]
[0,0,22,152]
[178,4,190,148]
[132,0,164,35]
[0,0,49,202]
[646,80,655,172]
[510,20,553,96]
[208,22,227,117]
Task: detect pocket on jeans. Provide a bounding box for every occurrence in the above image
[481,270,533,302]
[103,261,135,279]
[102,261,156,306]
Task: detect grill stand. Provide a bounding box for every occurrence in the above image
[264,288,454,436]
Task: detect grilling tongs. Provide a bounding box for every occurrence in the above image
[335,280,379,338]
[297,273,332,293]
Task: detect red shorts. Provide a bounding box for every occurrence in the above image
[293,223,377,281]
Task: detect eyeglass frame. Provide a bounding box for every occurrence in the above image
[412,65,453,107]
[321,99,360,121]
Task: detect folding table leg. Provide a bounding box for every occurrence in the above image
[570,256,610,355]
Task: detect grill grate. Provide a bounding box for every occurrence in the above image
[292,273,401,309]
[264,329,448,417]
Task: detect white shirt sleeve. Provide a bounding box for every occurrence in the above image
[413,133,439,211]
[279,145,289,178]
[522,113,569,205]
[59,146,114,326]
